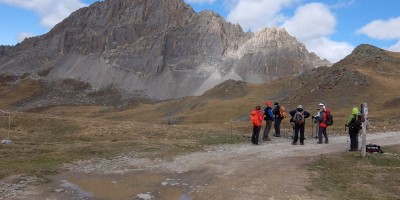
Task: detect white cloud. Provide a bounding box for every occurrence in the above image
[356,17,400,40]
[226,0,293,32]
[282,3,336,40]
[0,0,87,28]
[389,41,400,52]
[16,32,33,42]
[357,17,400,53]
[282,3,353,62]
[305,37,354,63]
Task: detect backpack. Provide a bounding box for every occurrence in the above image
[325,113,333,126]
[366,144,383,153]
[293,111,305,124]
[279,106,287,119]
[348,114,362,132]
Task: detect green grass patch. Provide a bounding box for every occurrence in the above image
[307,145,400,200]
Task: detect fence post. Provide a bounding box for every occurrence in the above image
[361,103,368,158]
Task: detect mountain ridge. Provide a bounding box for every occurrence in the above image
[0,0,330,106]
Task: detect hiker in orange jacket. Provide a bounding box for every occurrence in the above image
[250,105,263,145]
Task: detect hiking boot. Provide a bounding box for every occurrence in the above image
[300,142,304,145]
[265,137,271,141]
[291,142,297,145]
[324,141,329,144]
[317,142,323,144]
[351,148,358,151]
[273,134,281,137]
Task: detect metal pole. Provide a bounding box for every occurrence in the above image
[230,118,233,141]
[311,117,314,138]
[8,116,11,139]
[361,103,368,158]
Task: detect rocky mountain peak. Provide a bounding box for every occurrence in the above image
[0,0,331,108]
[256,27,292,39]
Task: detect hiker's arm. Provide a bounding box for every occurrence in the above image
[304,111,311,118]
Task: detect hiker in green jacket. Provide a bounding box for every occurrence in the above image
[346,107,362,151]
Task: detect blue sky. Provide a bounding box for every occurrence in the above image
[1,0,400,63]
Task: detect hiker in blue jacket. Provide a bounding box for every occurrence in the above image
[262,101,275,141]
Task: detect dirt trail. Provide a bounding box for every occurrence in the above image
[2,132,400,200]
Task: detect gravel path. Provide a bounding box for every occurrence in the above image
[2,131,399,200]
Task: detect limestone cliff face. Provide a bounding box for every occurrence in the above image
[0,0,330,102]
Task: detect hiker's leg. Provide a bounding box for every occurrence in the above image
[350,131,357,150]
[318,127,324,143]
[254,126,260,144]
[323,128,328,143]
[299,124,305,143]
[293,125,299,143]
[251,126,257,144]
[263,121,272,140]
[274,118,281,136]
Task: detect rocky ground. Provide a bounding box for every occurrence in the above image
[1,131,400,200]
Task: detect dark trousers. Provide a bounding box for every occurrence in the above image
[263,120,272,139]
[252,126,261,144]
[274,118,281,136]
[293,124,305,143]
[349,131,359,150]
[318,127,328,143]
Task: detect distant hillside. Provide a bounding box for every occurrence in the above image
[1,44,398,132]
[85,44,399,132]
[0,0,329,108]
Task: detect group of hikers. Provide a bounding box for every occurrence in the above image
[250,102,363,151]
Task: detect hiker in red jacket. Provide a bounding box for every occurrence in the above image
[317,107,331,144]
[250,105,263,145]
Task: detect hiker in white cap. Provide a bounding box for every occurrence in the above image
[319,103,326,111]
[313,103,325,138]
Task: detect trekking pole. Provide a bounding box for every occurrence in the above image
[311,117,314,138]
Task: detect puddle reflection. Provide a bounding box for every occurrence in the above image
[64,173,190,200]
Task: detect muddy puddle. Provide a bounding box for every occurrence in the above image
[60,172,192,200]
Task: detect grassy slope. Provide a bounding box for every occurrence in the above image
[0,79,41,110]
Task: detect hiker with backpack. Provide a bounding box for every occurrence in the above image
[272,102,286,137]
[312,108,321,138]
[289,105,311,145]
[250,105,263,145]
[313,103,324,137]
[262,101,274,141]
[317,107,332,144]
[346,107,362,151]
